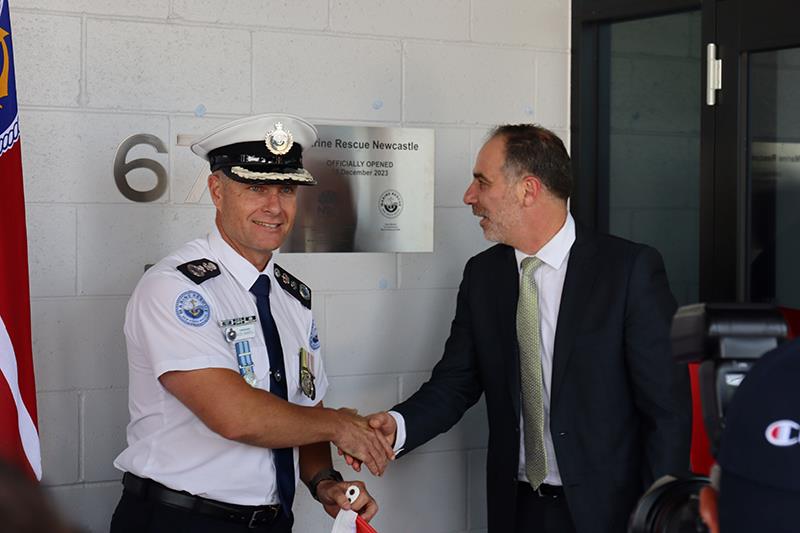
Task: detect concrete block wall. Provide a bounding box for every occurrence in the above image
[12,1,571,531]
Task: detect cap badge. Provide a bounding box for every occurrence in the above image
[265,122,294,155]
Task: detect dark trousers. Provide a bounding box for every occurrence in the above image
[515,482,577,533]
[110,490,293,533]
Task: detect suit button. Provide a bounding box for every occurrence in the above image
[559,432,567,437]
[514,427,519,433]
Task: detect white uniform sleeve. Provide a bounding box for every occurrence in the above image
[309,317,329,404]
[125,273,235,378]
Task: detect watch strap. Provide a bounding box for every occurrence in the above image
[307,467,344,501]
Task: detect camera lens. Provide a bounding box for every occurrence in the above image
[628,475,710,533]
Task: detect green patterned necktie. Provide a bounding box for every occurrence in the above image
[518,256,547,488]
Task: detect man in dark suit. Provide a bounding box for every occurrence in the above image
[348,124,692,532]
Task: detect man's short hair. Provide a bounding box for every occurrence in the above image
[489,124,572,200]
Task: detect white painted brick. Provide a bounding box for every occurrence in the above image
[324,289,457,376]
[83,389,128,482]
[172,0,327,30]
[468,450,488,529]
[535,52,569,129]
[10,13,81,107]
[170,115,237,206]
[399,207,487,289]
[31,297,129,391]
[253,32,401,122]
[405,43,536,125]
[471,126,492,153]
[471,0,570,49]
[433,128,473,207]
[86,19,250,114]
[37,391,80,485]
[20,110,170,203]
[275,253,397,292]
[76,205,215,295]
[47,482,122,533]
[12,0,168,18]
[553,128,570,149]
[399,372,489,452]
[325,375,399,413]
[290,490,333,533]
[25,205,76,298]
[375,451,468,532]
[331,0,469,41]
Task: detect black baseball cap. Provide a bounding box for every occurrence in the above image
[716,337,800,532]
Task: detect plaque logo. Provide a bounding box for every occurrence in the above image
[378,189,403,219]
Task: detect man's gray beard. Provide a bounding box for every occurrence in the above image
[483,202,522,244]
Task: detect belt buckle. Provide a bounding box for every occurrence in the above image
[535,485,558,498]
[248,509,264,529]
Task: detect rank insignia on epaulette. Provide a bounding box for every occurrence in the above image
[273,264,311,309]
[177,259,221,284]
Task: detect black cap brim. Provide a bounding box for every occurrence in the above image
[718,469,799,532]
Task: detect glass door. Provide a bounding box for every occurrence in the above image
[707,0,800,330]
[601,11,702,305]
[747,48,800,306]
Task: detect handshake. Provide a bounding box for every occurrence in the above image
[331,409,400,476]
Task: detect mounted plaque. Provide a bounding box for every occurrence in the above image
[283,125,434,253]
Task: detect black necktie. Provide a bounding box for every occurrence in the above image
[250,274,295,517]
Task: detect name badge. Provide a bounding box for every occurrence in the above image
[219,316,257,343]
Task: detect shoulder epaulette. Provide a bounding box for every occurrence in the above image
[177,258,221,284]
[273,264,311,309]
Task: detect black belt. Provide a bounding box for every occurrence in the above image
[519,481,565,498]
[122,472,282,528]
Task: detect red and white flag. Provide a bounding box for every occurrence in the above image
[0,0,41,480]
[331,486,379,533]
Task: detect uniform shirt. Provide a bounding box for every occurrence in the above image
[114,227,328,506]
[391,213,575,486]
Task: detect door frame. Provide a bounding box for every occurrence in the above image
[572,0,800,303]
[704,0,800,301]
[570,0,700,230]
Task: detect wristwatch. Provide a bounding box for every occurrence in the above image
[307,467,344,501]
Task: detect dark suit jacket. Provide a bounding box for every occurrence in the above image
[393,224,692,533]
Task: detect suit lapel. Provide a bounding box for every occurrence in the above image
[495,246,523,418]
[550,225,600,410]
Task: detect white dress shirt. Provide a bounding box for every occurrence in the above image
[391,213,576,486]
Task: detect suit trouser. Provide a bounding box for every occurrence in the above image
[515,482,577,533]
[110,489,293,533]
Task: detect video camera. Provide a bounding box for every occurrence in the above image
[627,303,788,533]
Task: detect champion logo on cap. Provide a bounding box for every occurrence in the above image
[765,420,800,447]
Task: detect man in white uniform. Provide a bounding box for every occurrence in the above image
[110,114,392,533]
